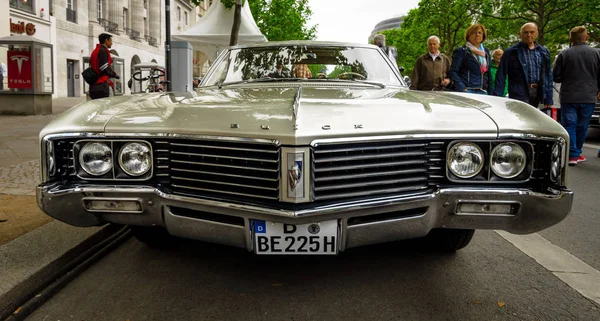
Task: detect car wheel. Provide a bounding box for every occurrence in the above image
[131,226,173,248]
[423,228,475,252]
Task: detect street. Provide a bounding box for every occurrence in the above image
[25,143,600,321]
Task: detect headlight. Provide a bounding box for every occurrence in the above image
[550,143,561,182]
[490,143,526,178]
[447,142,484,178]
[119,142,152,176]
[46,141,55,176]
[79,142,113,176]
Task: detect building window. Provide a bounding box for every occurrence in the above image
[9,0,34,13]
[143,0,147,9]
[66,0,77,23]
[144,18,148,36]
[185,12,188,25]
[123,8,128,29]
[177,6,181,21]
[97,0,103,20]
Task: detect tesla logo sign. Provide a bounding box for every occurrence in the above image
[7,51,32,89]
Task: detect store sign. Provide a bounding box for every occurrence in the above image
[10,19,36,36]
[7,51,32,89]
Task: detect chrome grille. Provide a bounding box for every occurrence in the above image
[313,140,445,201]
[168,139,280,201]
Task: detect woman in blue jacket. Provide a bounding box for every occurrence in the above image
[449,23,493,95]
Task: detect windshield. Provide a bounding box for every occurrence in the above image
[202,45,403,87]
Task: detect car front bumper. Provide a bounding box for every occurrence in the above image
[37,184,573,252]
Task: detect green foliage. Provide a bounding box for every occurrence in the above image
[380,0,598,76]
[248,0,317,41]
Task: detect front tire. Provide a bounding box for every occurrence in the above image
[131,226,173,248]
[423,228,474,252]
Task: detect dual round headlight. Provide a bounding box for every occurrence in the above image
[447,143,484,178]
[79,142,151,177]
[447,142,527,179]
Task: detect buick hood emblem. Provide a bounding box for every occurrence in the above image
[288,160,302,191]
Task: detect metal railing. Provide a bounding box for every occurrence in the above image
[97,18,120,35]
[124,28,141,41]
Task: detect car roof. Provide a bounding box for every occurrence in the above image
[230,40,379,50]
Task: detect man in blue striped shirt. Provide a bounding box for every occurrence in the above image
[493,23,553,109]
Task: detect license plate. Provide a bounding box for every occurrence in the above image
[253,220,338,255]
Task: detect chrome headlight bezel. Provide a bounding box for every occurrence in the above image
[118,142,153,176]
[446,142,485,179]
[490,143,527,179]
[78,142,113,176]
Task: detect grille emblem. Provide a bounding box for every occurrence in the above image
[288,160,302,191]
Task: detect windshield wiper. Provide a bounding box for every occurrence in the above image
[314,79,386,89]
[218,78,305,88]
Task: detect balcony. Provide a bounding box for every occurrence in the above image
[97,18,120,35]
[145,35,158,47]
[66,8,77,23]
[124,28,141,41]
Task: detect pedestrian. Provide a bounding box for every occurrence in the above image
[489,49,507,96]
[291,64,313,78]
[0,60,6,91]
[493,23,553,109]
[89,33,119,99]
[373,34,399,70]
[448,23,492,95]
[410,35,451,91]
[552,26,600,165]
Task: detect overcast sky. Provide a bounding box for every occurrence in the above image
[307,0,420,44]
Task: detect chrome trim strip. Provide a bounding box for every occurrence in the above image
[172,185,278,200]
[171,176,278,191]
[311,133,497,147]
[315,185,429,201]
[293,85,302,120]
[41,132,281,146]
[314,150,427,163]
[315,176,428,192]
[313,142,428,153]
[171,167,278,182]
[315,168,427,182]
[314,160,426,172]
[171,151,277,163]
[171,159,278,172]
[170,142,278,154]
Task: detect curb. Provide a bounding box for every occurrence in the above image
[0,223,126,320]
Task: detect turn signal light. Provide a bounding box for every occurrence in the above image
[456,202,519,215]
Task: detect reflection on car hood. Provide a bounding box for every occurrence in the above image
[40,86,567,144]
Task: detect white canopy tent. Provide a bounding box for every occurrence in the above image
[172,1,267,60]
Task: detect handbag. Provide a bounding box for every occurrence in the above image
[82,67,98,86]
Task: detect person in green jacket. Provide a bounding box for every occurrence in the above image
[490,49,508,96]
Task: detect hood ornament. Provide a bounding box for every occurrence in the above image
[288,160,302,191]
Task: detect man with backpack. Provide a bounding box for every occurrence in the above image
[89,33,119,99]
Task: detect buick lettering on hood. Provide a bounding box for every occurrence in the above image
[38,41,573,255]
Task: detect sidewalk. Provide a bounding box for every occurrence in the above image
[0,97,85,244]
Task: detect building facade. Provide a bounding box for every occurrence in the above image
[369,15,404,42]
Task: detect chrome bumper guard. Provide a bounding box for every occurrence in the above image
[37,184,573,252]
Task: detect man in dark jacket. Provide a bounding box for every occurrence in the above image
[89,33,119,99]
[493,23,553,108]
[553,26,600,165]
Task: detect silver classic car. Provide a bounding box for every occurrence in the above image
[38,41,573,254]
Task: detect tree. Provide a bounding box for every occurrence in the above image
[248,0,317,41]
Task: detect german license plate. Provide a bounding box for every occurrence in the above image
[253,220,338,255]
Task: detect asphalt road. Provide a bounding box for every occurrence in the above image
[25,132,600,321]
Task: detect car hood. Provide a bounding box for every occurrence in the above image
[40,86,567,145]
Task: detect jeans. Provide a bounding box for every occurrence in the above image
[466,89,486,95]
[560,103,595,158]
